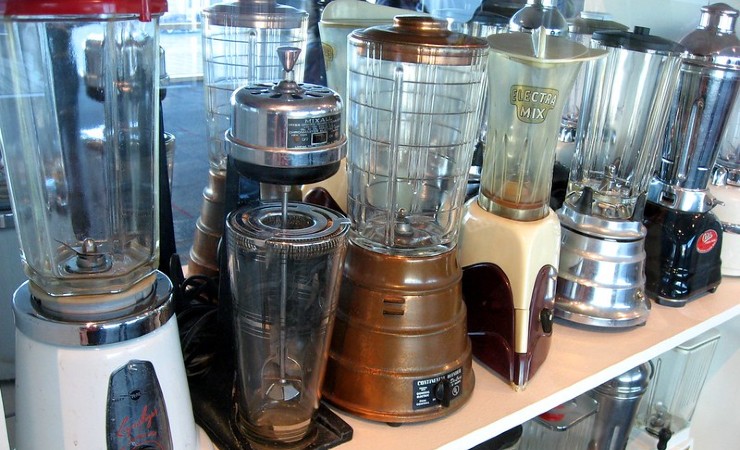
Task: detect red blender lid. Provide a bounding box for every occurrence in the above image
[1,0,168,20]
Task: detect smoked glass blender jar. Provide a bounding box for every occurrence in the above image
[556,27,684,327]
[459,31,604,390]
[322,16,488,423]
[644,3,740,306]
[189,0,308,276]
[0,1,202,448]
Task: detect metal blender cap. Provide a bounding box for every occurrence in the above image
[680,2,739,69]
[593,362,652,399]
[203,0,307,29]
[348,15,488,66]
[592,26,686,56]
[227,202,350,258]
[226,47,346,185]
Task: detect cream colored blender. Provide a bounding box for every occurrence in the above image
[459,31,605,390]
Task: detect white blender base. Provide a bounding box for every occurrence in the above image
[15,309,200,449]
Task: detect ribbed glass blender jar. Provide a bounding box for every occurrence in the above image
[345,15,488,257]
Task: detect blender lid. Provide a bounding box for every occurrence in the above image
[593,363,651,399]
[203,0,307,29]
[227,202,350,257]
[349,15,488,66]
[487,31,606,63]
[592,27,685,55]
[679,3,739,68]
[567,12,628,35]
[1,0,167,18]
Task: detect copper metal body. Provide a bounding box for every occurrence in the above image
[323,242,474,423]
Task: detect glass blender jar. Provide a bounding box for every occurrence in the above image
[0,1,202,448]
[190,0,308,276]
[710,98,740,276]
[644,3,740,306]
[459,31,605,389]
[556,27,685,327]
[322,15,488,423]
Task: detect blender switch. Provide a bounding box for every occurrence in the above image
[434,379,452,407]
[540,308,554,334]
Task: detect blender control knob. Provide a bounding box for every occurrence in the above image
[434,379,452,407]
[540,308,554,334]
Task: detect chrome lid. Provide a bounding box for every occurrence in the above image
[226,202,350,257]
[226,47,346,183]
[593,363,651,399]
[348,15,488,66]
[203,0,307,29]
[680,3,739,69]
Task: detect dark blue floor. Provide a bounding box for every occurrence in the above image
[162,80,209,263]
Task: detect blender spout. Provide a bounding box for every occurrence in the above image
[532,26,548,58]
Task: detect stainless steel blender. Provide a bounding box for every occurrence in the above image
[555,27,685,328]
[189,0,309,276]
[321,16,488,423]
[0,1,205,447]
[644,3,740,307]
[459,31,604,390]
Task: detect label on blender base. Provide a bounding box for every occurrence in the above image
[412,367,463,410]
[697,229,719,253]
[287,114,342,149]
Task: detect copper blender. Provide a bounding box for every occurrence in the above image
[321,16,488,423]
[555,27,685,327]
[458,31,604,390]
[644,3,740,306]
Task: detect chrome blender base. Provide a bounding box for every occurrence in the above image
[556,212,651,328]
[553,298,650,328]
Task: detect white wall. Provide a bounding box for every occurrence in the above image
[584,0,740,41]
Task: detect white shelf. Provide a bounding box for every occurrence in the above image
[331,277,740,450]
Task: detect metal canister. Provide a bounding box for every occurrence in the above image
[588,363,652,450]
[648,3,740,213]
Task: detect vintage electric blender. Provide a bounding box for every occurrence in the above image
[644,3,740,306]
[555,27,685,328]
[0,1,206,448]
[710,98,740,277]
[189,0,309,277]
[458,31,604,390]
[321,16,488,423]
[189,47,353,449]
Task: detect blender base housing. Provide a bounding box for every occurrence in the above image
[644,201,723,307]
[322,242,474,423]
[12,273,202,449]
[458,199,559,390]
[556,219,651,328]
